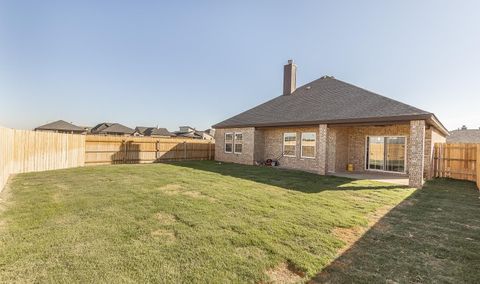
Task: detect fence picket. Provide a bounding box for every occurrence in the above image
[433,143,479,189]
[0,127,219,192]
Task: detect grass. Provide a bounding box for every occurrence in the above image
[0,161,478,283]
[314,178,480,283]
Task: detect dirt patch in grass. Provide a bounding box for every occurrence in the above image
[158,184,215,202]
[332,226,364,254]
[183,191,216,202]
[265,262,305,284]
[154,212,176,224]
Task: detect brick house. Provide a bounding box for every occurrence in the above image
[212,60,448,188]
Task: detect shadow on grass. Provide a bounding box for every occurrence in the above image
[169,161,479,281]
[311,178,480,283]
[167,161,410,193]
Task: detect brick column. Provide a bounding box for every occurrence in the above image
[318,124,328,175]
[409,120,426,188]
[327,129,336,173]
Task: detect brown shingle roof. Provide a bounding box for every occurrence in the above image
[91,123,134,135]
[101,123,134,134]
[35,120,85,132]
[447,130,480,143]
[149,128,172,136]
[136,126,173,136]
[213,77,442,130]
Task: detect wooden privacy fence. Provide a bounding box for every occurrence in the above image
[0,126,85,191]
[84,135,214,165]
[0,126,216,191]
[433,143,480,189]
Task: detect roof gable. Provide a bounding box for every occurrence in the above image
[35,120,85,132]
[135,126,172,136]
[100,123,134,134]
[135,126,149,134]
[91,123,113,133]
[213,77,432,128]
[149,128,172,136]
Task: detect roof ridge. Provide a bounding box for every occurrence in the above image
[297,76,431,115]
[212,75,444,133]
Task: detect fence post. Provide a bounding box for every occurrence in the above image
[184,141,187,160]
[123,140,127,164]
[477,145,480,190]
[156,140,160,160]
[208,141,211,160]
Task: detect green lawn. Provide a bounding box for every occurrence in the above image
[0,161,478,283]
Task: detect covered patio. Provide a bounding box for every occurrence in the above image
[331,171,410,186]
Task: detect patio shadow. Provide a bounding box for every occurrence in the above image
[310,178,480,283]
[168,161,410,193]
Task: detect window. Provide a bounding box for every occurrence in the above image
[301,132,316,158]
[234,133,243,154]
[283,133,297,157]
[225,133,233,153]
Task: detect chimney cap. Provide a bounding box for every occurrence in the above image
[287,59,294,64]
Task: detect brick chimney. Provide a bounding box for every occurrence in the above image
[283,59,297,95]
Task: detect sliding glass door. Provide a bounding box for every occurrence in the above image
[366,136,406,173]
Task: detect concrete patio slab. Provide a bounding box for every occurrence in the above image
[331,172,409,186]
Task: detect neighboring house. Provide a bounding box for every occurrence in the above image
[196,129,215,141]
[134,126,174,137]
[175,126,215,140]
[34,120,86,134]
[178,126,195,133]
[212,60,449,188]
[447,129,480,143]
[90,123,135,136]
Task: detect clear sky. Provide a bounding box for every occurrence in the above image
[1,0,479,131]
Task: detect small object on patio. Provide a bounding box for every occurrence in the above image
[264,159,279,166]
[347,163,354,172]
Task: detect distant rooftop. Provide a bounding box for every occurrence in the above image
[447,129,480,144]
[35,120,85,132]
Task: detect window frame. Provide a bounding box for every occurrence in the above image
[282,132,297,157]
[301,132,316,159]
[224,132,233,153]
[234,132,243,154]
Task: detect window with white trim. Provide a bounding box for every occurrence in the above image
[234,133,243,154]
[283,133,297,157]
[301,132,316,158]
[225,133,233,153]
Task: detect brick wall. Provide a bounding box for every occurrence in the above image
[262,126,320,172]
[345,124,410,172]
[254,129,265,162]
[334,128,349,172]
[214,127,255,165]
[214,121,442,188]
